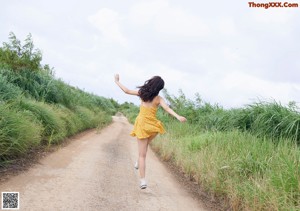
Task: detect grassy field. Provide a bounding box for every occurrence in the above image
[152,122,299,210]
[122,91,300,211]
[0,33,117,166]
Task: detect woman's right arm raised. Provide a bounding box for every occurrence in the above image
[114,74,139,96]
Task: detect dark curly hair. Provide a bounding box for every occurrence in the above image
[138,76,165,102]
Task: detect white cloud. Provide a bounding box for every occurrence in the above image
[218,18,237,36]
[220,71,299,107]
[222,47,241,63]
[8,4,53,28]
[129,0,168,25]
[154,7,210,37]
[155,64,186,82]
[1,1,299,108]
[251,9,295,24]
[88,8,128,47]
[129,0,210,37]
[116,61,187,89]
[118,62,148,82]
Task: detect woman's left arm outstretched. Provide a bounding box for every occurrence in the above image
[158,96,187,122]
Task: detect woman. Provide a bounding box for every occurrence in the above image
[115,74,186,189]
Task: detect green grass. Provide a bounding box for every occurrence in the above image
[162,90,300,144]
[55,105,84,136]
[247,101,300,142]
[119,102,139,123]
[152,122,300,210]
[0,33,116,167]
[0,103,42,163]
[74,106,99,130]
[119,89,300,211]
[0,99,113,167]
[12,99,67,144]
[0,73,23,101]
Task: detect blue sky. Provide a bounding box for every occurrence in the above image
[1,0,299,108]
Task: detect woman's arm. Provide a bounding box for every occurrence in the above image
[114,74,139,96]
[158,96,187,122]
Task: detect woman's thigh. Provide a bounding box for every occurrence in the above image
[147,133,158,144]
[137,138,149,157]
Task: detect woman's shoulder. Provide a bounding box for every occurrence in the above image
[153,95,162,104]
[155,95,165,103]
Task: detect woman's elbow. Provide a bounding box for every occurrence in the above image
[165,107,172,113]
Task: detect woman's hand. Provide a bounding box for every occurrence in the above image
[177,116,187,122]
[114,74,120,82]
[114,74,139,96]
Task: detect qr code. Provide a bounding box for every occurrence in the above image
[1,192,19,210]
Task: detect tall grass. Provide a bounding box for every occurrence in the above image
[0,67,117,112]
[55,105,84,137]
[152,123,300,210]
[0,104,42,163]
[0,32,116,166]
[12,99,67,144]
[121,90,300,210]
[0,97,113,166]
[74,106,107,130]
[0,74,23,101]
[162,90,300,144]
[246,101,300,143]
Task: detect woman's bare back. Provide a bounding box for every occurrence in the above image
[140,96,160,108]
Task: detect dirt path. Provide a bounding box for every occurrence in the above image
[0,115,207,211]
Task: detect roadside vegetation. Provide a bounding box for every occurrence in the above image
[122,89,300,211]
[0,32,116,166]
[2,31,299,210]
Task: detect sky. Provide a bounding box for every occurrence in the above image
[1,0,300,108]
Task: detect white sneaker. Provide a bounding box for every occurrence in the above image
[134,161,139,170]
[140,178,147,189]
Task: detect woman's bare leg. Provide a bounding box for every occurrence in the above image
[137,138,149,179]
[136,134,158,178]
[147,133,158,144]
[135,134,158,168]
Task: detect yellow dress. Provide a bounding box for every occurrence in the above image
[130,105,165,139]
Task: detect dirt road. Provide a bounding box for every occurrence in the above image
[0,115,207,211]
